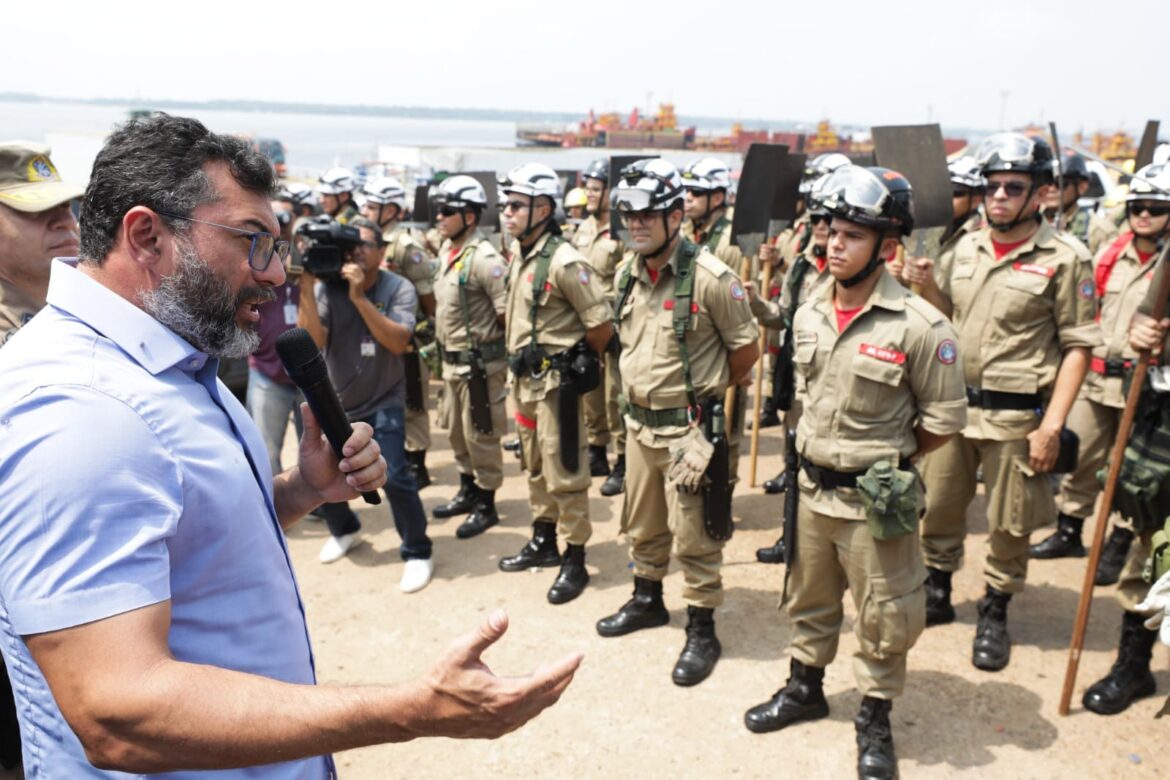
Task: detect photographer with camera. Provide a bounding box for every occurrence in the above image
[298,216,434,592]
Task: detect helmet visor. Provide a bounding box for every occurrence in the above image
[613,187,655,213]
[974,134,1035,166]
[818,167,888,221]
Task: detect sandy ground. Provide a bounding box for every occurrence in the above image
[3,382,1167,779]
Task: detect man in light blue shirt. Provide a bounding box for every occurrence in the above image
[0,114,580,777]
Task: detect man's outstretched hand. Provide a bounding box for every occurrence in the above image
[413,610,583,739]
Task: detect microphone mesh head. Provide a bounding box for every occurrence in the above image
[275,328,327,384]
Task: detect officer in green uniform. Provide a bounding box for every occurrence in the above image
[361,176,438,487]
[743,166,966,780]
[572,158,629,490]
[316,167,359,224]
[1043,150,1119,256]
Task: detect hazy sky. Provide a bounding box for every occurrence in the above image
[5,0,1166,132]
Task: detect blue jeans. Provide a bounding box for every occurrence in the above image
[245,369,304,476]
[320,405,432,560]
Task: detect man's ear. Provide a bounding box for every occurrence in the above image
[712,190,726,210]
[880,235,902,261]
[121,206,169,269]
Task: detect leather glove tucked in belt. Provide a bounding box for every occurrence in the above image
[667,427,714,495]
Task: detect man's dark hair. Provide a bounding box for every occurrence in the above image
[80,113,277,263]
[349,216,385,247]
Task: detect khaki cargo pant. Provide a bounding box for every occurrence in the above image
[785,496,926,699]
[583,353,625,454]
[920,435,1056,594]
[405,358,431,453]
[515,384,591,545]
[442,368,507,490]
[623,434,725,608]
[1057,396,1133,531]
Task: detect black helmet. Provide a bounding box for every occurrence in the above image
[1057,150,1090,181]
[818,165,915,237]
[974,132,1054,183]
[583,158,609,185]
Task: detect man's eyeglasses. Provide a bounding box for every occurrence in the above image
[502,200,530,213]
[1128,202,1170,218]
[158,212,290,271]
[985,181,1030,198]
[437,206,461,218]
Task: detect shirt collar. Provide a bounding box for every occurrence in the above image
[634,239,685,283]
[46,258,210,376]
[975,218,1057,260]
[811,266,906,317]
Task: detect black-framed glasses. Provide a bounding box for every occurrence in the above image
[1128,202,1170,218]
[158,211,291,271]
[502,200,530,213]
[437,206,461,218]
[985,181,1029,198]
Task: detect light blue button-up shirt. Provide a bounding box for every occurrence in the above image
[0,260,332,779]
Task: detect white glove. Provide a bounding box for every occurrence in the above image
[666,427,714,494]
[1136,568,1170,646]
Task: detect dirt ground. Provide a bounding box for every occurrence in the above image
[3,384,1167,779]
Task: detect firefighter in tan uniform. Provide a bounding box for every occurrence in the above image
[317,167,359,224]
[594,159,758,686]
[1043,150,1119,256]
[1030,165,1170,586]
[906,133,1100,672]
[743,166,966,780]
[360,177,438,487]
[497,163,613,605]
[427,176,511,539]
[572,158,629,492]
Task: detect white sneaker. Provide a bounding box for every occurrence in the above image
[318,532,360,564]
[400,558,434,593]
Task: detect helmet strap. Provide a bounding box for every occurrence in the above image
[838,235,886,289]
[519,198,553,244]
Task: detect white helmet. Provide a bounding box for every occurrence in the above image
[681,157,732,192]
[1128,163,1170,204]
[435,175,488,209]
[805,174,833,217]
[282,182,315,206]
[361,176,408,207]
[800,152,851,194]
[499,163,562,203]
[613,159,685,213]
[317,167,355,195]
[948,156,986,190]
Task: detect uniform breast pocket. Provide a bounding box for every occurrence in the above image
[1002,268,1052,310]
[844,354,905,417]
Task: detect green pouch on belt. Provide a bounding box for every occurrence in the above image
[857,460,918,540]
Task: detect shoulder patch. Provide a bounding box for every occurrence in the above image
[490,264,505,279]
[729,279,746,301]
[408,250,425,265]
[578,266,592,285]
[1079,278,1095,300]
[936,339,957,365]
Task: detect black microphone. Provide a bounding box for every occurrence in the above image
[276,328,381,506]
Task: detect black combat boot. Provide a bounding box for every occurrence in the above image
[1083,610,1158,715]
[972,587,1012,671]
[744,658,830,733]
[456,486,499,539]
[499,520,560,572]
[547,544,589,604]
[923,568,955,627]
[433,473,476,519]
[1029,513,1086,559]
[756,535,786,564]
[600,454,626,496]
[1095,527,1135,586]
[672,606,722,686]
[855,696,897,780]
[763,470,786,495]
[757,397,781,429]
[407,449,431,489]
[588,444,611,477]
[503,437,521,456]
[596,577,670,637]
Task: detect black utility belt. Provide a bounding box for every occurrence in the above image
[442,339,506,365]
[966,387,1041,410]
[802,458,913,491]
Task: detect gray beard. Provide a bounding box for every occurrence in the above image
[141,238,275,359]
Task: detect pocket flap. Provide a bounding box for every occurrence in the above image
[1004,266,1053,295]
[852,354,904,386]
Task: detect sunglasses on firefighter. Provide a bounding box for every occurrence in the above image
[1128,202,1170,218]
[984,181,1030,198]
[502,200,531,213]
[437,206,461,218]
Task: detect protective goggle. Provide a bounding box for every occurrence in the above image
[974,134,1036,166]
[613,168,682,213]
[817,167,889,220]
[612,187,657,213]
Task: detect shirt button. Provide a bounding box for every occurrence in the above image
[189,359,199,369]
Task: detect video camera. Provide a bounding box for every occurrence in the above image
[295,216,362,284]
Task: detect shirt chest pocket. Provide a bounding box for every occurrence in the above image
[843,354,905,417]
[1000,268,1053,322]
[950,263,978,313]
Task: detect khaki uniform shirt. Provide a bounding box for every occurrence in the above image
[571,213,626,298]
[434,230,509,377]
[940,221,1101,440]
[382,225,436,298]
[617,243,758,446]
[750,253,832,329]
[683,211,744,272]
[505,231,612,402]
[0,280,41,347]
[934,211,984,287]
[793,270,968,519]
[1086,234,1157,407]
